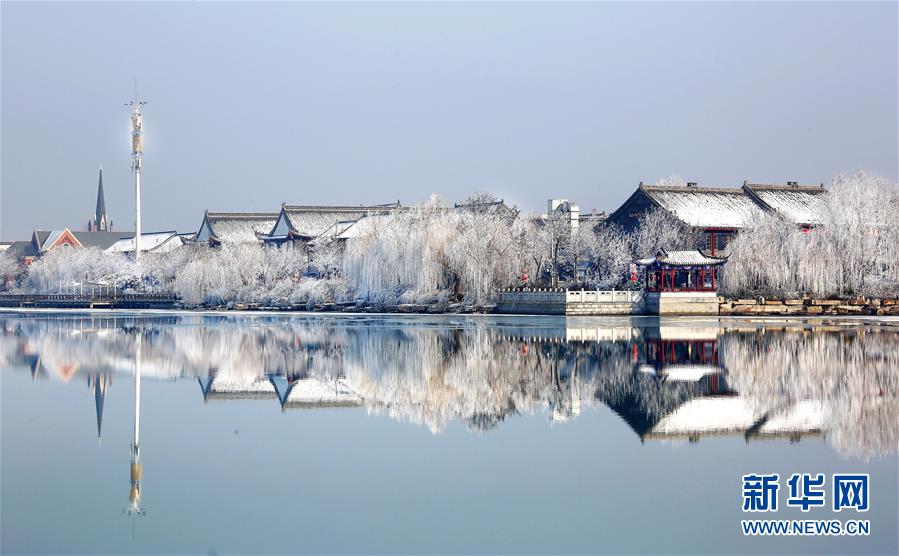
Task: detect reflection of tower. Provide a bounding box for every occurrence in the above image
[126,84,147,265]
[88,374,110,444]
[127,334,144,517]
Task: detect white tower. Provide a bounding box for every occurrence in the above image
[126,86,147,265]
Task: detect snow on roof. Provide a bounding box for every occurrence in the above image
[335,213,398,240]
[755,400,825,435]
[106,231,180,253]
[662,364,720,382]
[40,230,67,250]
[285,208,367,237]
[282,204,400,238]
[206,212,279,243]
[654,326,720,341]
[316,220,359,240]
[283,378,362,408]
[650,396,762,435]
[206,376,277,400]
[743,184,826,225]
[642,185,766,229]
[656,249,727,265]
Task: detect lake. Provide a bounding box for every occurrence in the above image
[1,311,896,555]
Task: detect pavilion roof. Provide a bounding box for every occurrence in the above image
[659,249,727,265]
[638,249,727,266]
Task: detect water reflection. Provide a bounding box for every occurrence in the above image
[1,314,896,461]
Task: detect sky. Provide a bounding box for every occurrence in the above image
[1,1,896,240]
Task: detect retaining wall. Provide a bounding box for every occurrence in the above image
[495,289,643,315]
[720,297,899,316]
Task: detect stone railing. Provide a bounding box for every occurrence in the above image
[495,288,643,315]
[565,290,641,304]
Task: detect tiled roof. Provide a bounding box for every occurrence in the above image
[106,231,181,253]
[282,203,401,238]
[205,212,279,243]
[743,183,826,225]
[74,231,135,250]
[641,185,766,229]
[656,249,727,265]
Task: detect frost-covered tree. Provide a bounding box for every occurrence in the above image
[630,208,694,258]
[722,172,899,298]
[0,252,22,291]
[581,224,633,289]
[25,247,138,293]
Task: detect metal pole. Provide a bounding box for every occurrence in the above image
[135,167,142,265]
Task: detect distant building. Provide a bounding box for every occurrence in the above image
[6,229,134,265]
[105,231,187,254]
[87,167,112,232]
[261,202,402,246]
[578,208,608,229]
[4,228,182,264]
[194,211,280,246]
[544,198,580,233]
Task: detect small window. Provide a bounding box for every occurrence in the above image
[716,233,730,251]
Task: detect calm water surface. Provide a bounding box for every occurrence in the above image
[1,311,897,555]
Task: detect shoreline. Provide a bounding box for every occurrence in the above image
[2,306,898,326]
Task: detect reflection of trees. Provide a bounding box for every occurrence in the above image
[722,327,898,459]
[1,314,896,458]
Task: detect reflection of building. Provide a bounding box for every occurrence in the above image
[269,373,362,410]
[602,326,824,443]
[198,369,277,401]
[2,315,886,455]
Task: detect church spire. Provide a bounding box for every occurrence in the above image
[92,166,110,231]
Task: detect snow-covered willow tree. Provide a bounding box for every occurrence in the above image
[343,196,454,304]
[173,243,309,305]
[444,204,526,301]
[630,208,695,258]
[343,195,525,304]
[579,223,633,289]
[722,172,899,298]
[25,247,139,292]
[0,252,23,291]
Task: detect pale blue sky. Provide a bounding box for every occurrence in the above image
[2,1,896,240]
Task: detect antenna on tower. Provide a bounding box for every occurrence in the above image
[126,79,147,267]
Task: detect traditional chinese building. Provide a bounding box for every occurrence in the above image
[605,181,826,255]
[638,249,727,315]
[194,211,280,246]
[261,202,402,247]
[741,181,826,229]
